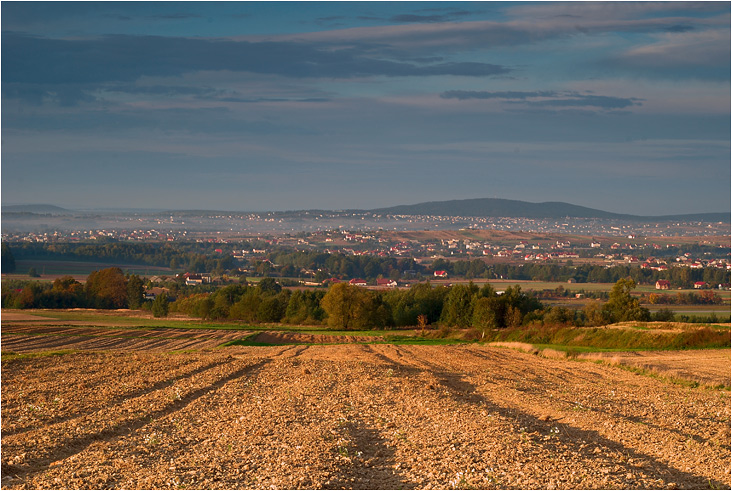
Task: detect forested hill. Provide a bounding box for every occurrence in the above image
[371,198,729,222]
[2,204,71,214]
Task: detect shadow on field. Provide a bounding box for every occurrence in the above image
[2,358,233,438]
[2,358,272,482]
[326,418,410,490]
[367,345,726,489]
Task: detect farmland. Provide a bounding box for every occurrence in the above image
[1,310,730,489]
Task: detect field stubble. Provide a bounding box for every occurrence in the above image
[1,343,729,490]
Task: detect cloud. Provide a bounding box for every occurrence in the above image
[441,90,559,100]
[389,10,475,23]
[264,8,729,62]
[440,90,643,109]
[1,32,511,87]
[603,29,731,79]
[503,2,727,22]
[663,24,694,33]
[529,95,642,109]
[148,13,203,21]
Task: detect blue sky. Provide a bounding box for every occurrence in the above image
[2,1,730,214]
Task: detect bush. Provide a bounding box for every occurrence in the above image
[152,293,169,318]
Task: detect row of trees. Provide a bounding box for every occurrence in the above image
[167,278,651,330]
[4,242,238,273]
[2,268,146,310]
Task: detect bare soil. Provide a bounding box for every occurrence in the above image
[1,341,729,490]
[1,324,252,353]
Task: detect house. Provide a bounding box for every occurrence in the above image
[144,287,170,301]
[376,278,398,288]
[693,281,707,289]
[434,270,448,278]
[656,280,671,290]
[349,278,367,287]
[185,273,212,286]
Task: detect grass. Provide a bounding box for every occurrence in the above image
[485,324,731,352]
[1,349,77,361]
[218,332,468,347]
[587,358,730,391]
[219,334,280,347]
[13,259,173,277]
[11,310,430,337]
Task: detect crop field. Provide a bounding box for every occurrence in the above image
[1,310,730,489]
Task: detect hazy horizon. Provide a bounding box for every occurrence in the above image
[2,2,730,215]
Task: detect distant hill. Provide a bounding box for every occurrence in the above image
[371,198,729,222]
[2,204,71,214]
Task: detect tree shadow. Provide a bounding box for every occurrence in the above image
[2,359,271,482]
[365,346,727,489]
[325,417,412,490]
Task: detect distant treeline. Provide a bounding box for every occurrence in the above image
[3,241,729,289]
[3,241,242,273]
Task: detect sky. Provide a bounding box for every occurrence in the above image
[2,1,730,215]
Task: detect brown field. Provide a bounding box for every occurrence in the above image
[1,325,730,489]
[1,312,251,353]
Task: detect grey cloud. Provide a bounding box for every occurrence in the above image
[390,14,448,23]
[149,13,203,21]
[441,90,558,100]
[601,30,731,80]
[440,90,643,109]
[529,95,643,109]
[664,24,694,33]
[105,84,222,97]
[316,16,346,22]
[348,8,478,25]
[2,82,97,106]
[2,32,511,86]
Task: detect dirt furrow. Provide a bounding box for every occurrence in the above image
[2,344,729,489]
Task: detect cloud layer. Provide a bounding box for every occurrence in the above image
[1,2,729,214]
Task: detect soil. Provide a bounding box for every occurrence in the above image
[1,324,252,353]
[2,341,730,490]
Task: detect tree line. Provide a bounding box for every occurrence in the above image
[4,266,726,328]
[3,241,728,289]
[0,267,171,316]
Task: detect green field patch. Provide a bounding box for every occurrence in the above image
[1,349,77,361]
[13,259,173,277]
[219,333,278,347]
[486,324,731,351]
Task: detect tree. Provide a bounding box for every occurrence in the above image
[28,267,40,278]
[320,283,372,330]
[441,283,477,327]
[1,243,16,273]
[603,278,650,323]
[257,277,282,295]
[127,274,145,309]
[86,267,128,309]
[472,297,497,330]
[152,293,169,318]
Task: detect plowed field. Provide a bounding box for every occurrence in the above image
[2,342,729,489]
